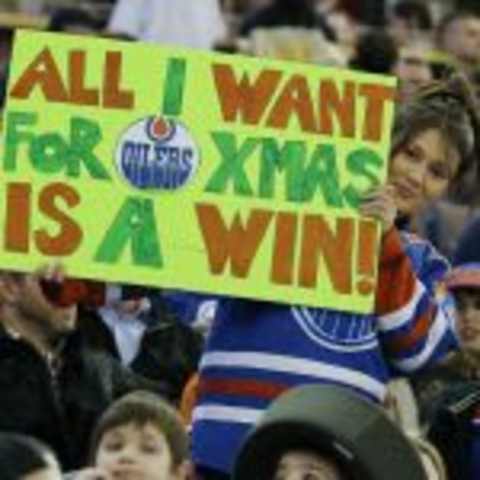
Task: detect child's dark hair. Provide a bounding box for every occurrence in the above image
[392,73,480,191]
[0,433,57,480]
[89,391,189,469]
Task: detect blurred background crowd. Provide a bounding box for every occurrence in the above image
[1,1,480,480]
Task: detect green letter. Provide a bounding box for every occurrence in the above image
[343,148,383,208]
[260,138,306,202]
[205,131,258,196]
[95,197,162,268]
[302,144,344,207]
[162,58,187,116]
[66,117,110,180]
[30,132,68,174]
[4,111,38,172]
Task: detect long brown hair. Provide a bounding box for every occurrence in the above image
[391,74,480,200]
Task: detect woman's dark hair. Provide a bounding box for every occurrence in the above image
[89,391,188,469]
[0,433,57,480]
[392,74,480,192]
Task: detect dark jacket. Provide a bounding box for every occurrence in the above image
[427,382,480,480]
[0,326,160,470]
[79,307,203,404]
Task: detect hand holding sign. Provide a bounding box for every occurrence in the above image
[359,185,398,233]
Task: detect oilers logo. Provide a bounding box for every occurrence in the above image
[291,307,378,353]
[115,116,200,191]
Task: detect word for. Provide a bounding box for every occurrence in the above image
[3,111,110,179]
[205,132,383,207]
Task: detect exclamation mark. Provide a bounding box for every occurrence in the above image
[357,220,378,296]
[162,58,187,117]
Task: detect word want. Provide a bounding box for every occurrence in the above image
[212,64,396,142]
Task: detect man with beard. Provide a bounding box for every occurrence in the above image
[0,264,170,471]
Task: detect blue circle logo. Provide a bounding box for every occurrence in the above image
[115,116,200,191]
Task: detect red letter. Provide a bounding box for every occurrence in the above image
[69,51,100,106]
[103,51,135,109]
[359,84,396,142]
[299,215,354,294]
[35,183,83,256]
[196,203,272,278]
[10,48,69,102]
[5,183,31,253]
[213,64,282,125]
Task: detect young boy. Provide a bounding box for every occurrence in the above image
[447,262,480,358]
[73,391,189,480]
[426,260,480,480]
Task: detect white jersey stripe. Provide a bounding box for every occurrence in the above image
[378,279,425,332]
[193,405,262,424]
[200,351,386,400]
[392,308,448,372]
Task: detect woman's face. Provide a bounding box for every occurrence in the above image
[389,128,461,217]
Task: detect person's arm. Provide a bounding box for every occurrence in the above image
[375,228,458,373]
[360,186,458,374]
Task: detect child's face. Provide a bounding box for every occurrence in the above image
[96,422,179,480]
[454,288,480,353]
[274,451,344,480]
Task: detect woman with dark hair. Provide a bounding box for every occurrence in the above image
[0,433,62,480]
[174,73,480,479]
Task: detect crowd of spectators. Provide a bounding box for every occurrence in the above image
[1,1,480,479]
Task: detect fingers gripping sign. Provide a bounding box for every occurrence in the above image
[359,184,398,234]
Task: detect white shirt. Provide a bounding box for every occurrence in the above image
[108,0,227,49]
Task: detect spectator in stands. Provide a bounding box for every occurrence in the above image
[425,261,480,479]
[349,28,398,73]
[107,0,227,49]
[394,40,433,102]
[435,10,480,79]
[239,0,336,40]
[72,391,189,480]
[0,433,62,480]
[411,217,480,480]
[233,384,426,480]
[454,216,480,266]
[389,1,433,46]
[176,74,480,479]
[0,264,170,471]
[79,283,203,404]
